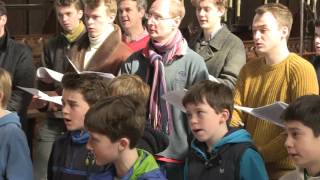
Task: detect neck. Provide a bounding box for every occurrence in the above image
[153,29,178,45]
[114,148,139,178]
[203,23,222,41]
[89,24,114,48]
[0,28,5,38]
[124,24,144,41]
[263,43,290,65]
[0,108,6,117]
[306,162,320,177]
[206,124,228,152]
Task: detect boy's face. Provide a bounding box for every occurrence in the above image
[196,0,223,33]
[314,26,320,55]
[284,121,320,168]
[84,3,114,38]
[62,89,90,131]
[56,4,83,33]
[86,131,120,166]
[185,99,229,148]
[252,12,286,55]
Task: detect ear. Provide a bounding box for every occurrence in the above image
[0,15,7,26]
[138,8,145,19]
[281,26,289,40]
[118,137,130,151]
[217,6,226,18]
[172,16,181,29]
[219,109,230,124]
[77,10,84,19]
[107,13,116,24]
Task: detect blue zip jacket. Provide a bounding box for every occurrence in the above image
[185,129,268,180]
[0,111,33,180]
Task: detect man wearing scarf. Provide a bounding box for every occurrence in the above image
[35,1,86,179]
[121,0,209,179]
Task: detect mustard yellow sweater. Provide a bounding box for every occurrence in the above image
[231,53,319,179]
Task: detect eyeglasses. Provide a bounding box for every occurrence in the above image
[145,13,173,22]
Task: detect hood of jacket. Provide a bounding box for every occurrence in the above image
[0,111,20,127]
[191,128,253,160]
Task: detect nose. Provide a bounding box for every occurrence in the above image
[62,105,69,116]
[86,17,94,25]
[284,134,293,148]
[198,9,205,16]
[253,30,261,41]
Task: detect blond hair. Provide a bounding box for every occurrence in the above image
[0,68,11,108]
[84,0,117,16]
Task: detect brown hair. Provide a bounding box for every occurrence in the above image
[255,3,293,39]
[182,80,234,121]
[83,0,117,16]
[0,68,11,108]
[117,0,147,11]
[61,72,110,106]
[54,0,84,11]
[85,95,145,148]
[108,74,150,107]
[193,0,227,10]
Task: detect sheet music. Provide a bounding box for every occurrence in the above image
[37,67,64,82]
[208,74,220,83]
[234,101,288,127]
[17,86,62,105]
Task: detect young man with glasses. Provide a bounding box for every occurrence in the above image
[121,0,208,179]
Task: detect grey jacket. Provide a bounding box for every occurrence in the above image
[121,47,208,160]
[189,25,246,89]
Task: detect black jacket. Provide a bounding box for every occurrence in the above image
[0,29,35,130]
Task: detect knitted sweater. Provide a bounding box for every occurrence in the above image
[231,53,319,179]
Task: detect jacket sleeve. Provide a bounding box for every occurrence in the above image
[6,125,34,180]
[217,38,246,89]
[239,148,268,180]
[8,45,35,122]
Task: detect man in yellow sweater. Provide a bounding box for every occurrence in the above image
[231,3,319,180]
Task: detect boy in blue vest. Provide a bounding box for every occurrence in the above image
[280,95,320,180]
[85,95,166,180]
[182,80,268,180]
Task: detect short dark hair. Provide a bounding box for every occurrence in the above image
[54,0,84,11]
[85,95,145,149]
[0,1,7,16]
[61,72,110,106]
[281,95,320,137]
[182,80,234,120]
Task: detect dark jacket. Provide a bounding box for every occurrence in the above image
[0,29,35,129]
[185,129,268,180]
[0,111,34,180]
[69,24,133,76]
[47,131,103,180]
[40,28,87,92]
[189,25,246,89]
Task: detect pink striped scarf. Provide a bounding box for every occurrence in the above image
[142,30,187,134]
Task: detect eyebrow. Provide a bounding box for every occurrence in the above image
[286,127,301,132]
[252,25,268,29]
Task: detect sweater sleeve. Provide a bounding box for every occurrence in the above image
[217,37,246,89]
[230,68,245,127]
[6,125,34,180]
[240,148,269,180]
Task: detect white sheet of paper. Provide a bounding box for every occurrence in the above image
[234,101,288,127]
[161,89,187,112]
[37,67,64,82]
[17,86,62,105]
[208,74,220,83]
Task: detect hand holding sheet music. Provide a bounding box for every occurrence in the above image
[17,86,62,105]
